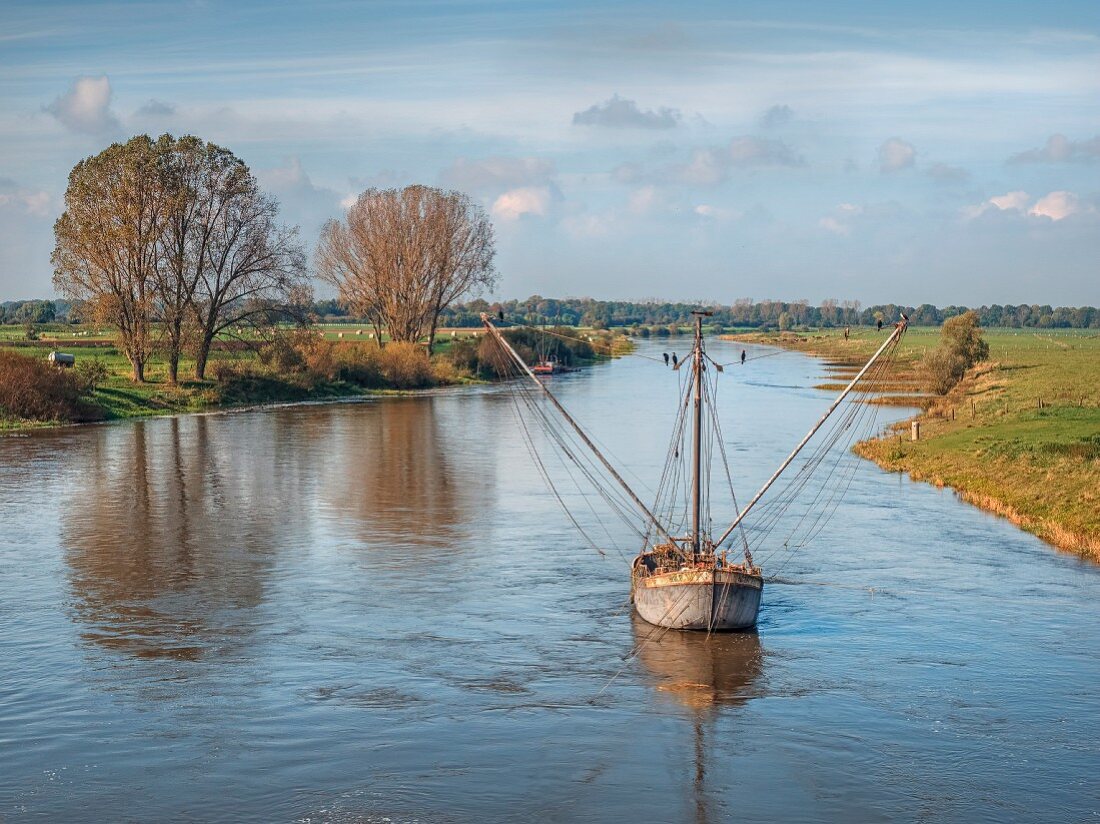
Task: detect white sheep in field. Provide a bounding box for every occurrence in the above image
[356,329,363,335]
[338,332,344,339]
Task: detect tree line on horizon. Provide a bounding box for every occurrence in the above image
[9,294,1100,334]
[345,297,1100,331]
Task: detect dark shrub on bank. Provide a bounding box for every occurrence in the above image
[0,349,103,422]
[446,335,512,379]
[924,310,990,395]
[446,327,599,379]
[247,330,439,391]
[373,342,435,388]
[328,340,435,388]
[211,367,323,405]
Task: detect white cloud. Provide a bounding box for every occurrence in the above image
[1028,191,1081,221]
[572,94,680,129]
[491,187,551,221]
[963,190,1029,220]
[20,191,51,217]
[258,156,344,236]
[878,137,916,173]
[965,190,1090,222]
[818,216,850,235]
[442,156,555,191]
[264,156,313,190]
[818,203,863,235]
[0,182,52,218]
[46,75,119,134]
[694,204,738,220]
[611,162,644,184]
[680,148,727,185]
[989,191,1030,212]
[1008,134,1100,164]
[673,137,804,185]
[628,185,659,214]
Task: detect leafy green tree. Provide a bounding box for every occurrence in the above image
[14,300,56,324]
[53,136,162,382]
[924,310,989,395]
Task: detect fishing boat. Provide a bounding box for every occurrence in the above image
[481,311,908,632]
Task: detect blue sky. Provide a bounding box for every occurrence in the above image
[1,0,1098,304]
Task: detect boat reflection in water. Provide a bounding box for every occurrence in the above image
[633,617,764,823]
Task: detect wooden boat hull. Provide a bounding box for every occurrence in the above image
[633,568,762,631]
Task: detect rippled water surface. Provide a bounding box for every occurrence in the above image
[2,340,1097,822]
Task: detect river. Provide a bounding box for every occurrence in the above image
[1,339,1097,823]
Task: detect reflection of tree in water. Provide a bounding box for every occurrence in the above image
[320,397,493,549]
[633,619,764,824]
[63,399,493,659]
[64,415,306,660]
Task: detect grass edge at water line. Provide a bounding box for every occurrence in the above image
[723,327,1100,562]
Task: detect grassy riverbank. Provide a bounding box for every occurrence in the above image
[723,327,1100,560]
[1,324,631,431]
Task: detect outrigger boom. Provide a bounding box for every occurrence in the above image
[482,310,908,632]
[480,313,676,545]
[714,317,909,549]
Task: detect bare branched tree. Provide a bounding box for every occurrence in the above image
[153,135,252,383]
[191,183,308,380]
[53,136,164,382]
[317,186,496,351]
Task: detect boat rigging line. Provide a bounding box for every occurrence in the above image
[480,314,676,546]
[713,318,909,550]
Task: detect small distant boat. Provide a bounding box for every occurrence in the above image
[481,311,907,632]
[532,357,564,375]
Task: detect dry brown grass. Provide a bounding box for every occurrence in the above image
[0,349,103,423]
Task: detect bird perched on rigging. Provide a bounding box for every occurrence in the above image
[663,352,670,366]
[671,353,678,367]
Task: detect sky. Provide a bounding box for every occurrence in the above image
[1,0,1098,305]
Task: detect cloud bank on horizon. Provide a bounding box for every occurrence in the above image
[1,0,1098,305]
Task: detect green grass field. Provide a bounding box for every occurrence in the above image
[726,326,1100,559]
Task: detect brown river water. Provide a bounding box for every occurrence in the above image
[1,339,1097,822]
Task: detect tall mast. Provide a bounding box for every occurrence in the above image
[690,310,712,558]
